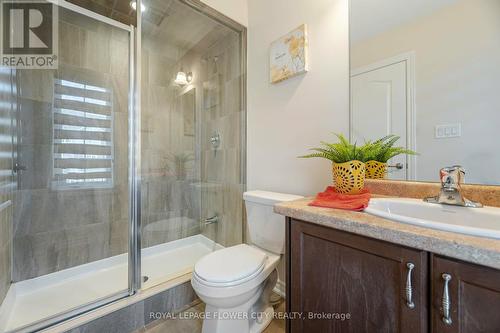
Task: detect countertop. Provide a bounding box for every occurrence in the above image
[274,197,500,270]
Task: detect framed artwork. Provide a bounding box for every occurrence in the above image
[270,24,309,84]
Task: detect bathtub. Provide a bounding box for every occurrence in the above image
[0,234,221,332]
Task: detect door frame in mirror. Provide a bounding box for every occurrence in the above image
[350,51,417,180]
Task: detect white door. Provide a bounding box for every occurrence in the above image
[351,61,408,180]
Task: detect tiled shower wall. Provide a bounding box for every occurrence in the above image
[140,7,245,249]
[199,31,245,247]
[139,35,202,249]
[12,10,131,281]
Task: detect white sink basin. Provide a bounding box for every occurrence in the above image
[365,198,500,239]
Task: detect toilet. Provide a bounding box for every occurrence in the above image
[191,190,303,333]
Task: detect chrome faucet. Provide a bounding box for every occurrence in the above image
[424,166,482,208]
[203,214,219,226]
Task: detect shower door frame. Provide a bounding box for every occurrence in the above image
[8,1,137,332]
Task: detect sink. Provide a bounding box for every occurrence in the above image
[365,198,500,239]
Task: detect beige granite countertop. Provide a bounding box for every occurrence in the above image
[274,197,500,270]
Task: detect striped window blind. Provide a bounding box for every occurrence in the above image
[0,67,15,203]
[52,78,114,189]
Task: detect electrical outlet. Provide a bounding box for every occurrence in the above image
[435,123,461,139]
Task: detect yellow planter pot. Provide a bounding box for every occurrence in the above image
[332,160,366,194]
[366,160,388,179]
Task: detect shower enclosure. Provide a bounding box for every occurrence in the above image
[0,0,246,332]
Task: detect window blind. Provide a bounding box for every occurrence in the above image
[52,78,114,189]
[0,67,15,203]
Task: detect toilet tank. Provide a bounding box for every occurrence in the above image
[243,191,304,254]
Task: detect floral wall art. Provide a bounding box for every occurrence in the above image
[269,24,309,83]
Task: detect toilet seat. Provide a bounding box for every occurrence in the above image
[192,245,280,300]
[194,244,268,287]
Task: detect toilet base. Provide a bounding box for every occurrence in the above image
[250,306,274,333]
[200,270,278,333]
[201,303,274,333]
[201,289,259,333]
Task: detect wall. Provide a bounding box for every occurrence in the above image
[247,0,350,196]
[246,0,349,295]
[141,23,245,249]
[351,0,500,184]
[201,0,248,26]
[140,28,202,249]
[197,30,245,248]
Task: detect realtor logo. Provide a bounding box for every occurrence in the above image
[1,0,58,68]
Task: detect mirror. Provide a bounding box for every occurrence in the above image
[349,0,500,185]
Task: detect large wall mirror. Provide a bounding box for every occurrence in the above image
[349,0,500,185]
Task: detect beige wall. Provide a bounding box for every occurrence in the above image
[246,0,350,295]
[247,0,350,196]
[201,0,248,26]
[351,0,500,184]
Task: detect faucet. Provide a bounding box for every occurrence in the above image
[203,214,219,226]
[424,166,482,208]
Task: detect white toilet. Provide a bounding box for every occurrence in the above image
[191,190,303,333]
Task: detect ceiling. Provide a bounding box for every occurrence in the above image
[66,0,137,25]
[65,0,180,27]
[66,0,232,62]
[350,0,460,44]
[142,0,223,52]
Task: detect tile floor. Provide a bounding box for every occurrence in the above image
[138,299,285,333]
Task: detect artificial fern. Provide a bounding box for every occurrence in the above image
[299,133,417,164]
[299,134,365,163]
[362,135,417,163]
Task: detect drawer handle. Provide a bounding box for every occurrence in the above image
[441,273,452,325]
[405,262,415,309]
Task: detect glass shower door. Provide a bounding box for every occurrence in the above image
[0,2,134,332]
[139,0,246,290]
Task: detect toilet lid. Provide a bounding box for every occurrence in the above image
[194,244,267,284]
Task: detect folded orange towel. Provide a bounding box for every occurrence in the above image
[309,186,371,211]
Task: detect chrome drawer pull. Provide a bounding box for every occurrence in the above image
[441,273,452,325]
[405,262,415,309]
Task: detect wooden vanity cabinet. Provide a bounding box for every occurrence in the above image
[287,218,428,333]
[287,218,500,333]
[431,255,500,333]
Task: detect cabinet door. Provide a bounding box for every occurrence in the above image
[432,255,500,333]
[287,219,428,333]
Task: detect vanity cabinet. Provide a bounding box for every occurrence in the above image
[431,255,500,333]
[287,219,428,333]
[286,218,500,333]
